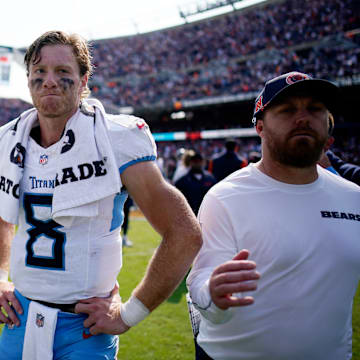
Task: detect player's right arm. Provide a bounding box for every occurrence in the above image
[0,217,22,326]
[209,249,259,310]
[187,192,260,323]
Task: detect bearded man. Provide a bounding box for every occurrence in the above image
[187,72,360,360]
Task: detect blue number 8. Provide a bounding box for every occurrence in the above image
[24,193,66,270]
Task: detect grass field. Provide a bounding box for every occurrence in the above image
[115,216,194,359]
[1,213,360,359]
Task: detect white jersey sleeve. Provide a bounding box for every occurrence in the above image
[106,114,157,173]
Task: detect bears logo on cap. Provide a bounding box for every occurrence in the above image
[286,72,310,85]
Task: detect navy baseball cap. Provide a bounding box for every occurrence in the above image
[252,72,339,124]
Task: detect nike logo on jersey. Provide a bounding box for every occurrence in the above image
[321,211,360,221]
[82,330,93,339]
[136,120,146,129]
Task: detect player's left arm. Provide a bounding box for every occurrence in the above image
[76,160,202,335]
[123,161,202,308]
[0,217,22,326]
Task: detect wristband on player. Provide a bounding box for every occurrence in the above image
[120,295,150,327]
[0,268,8,282]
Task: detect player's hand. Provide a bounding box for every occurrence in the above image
[75,282,130,335]
[0,281,23,327]
[209,249,260,310]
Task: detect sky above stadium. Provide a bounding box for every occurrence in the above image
[1,0,265,48]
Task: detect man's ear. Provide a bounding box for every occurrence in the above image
[79,74,88,94]
[256,120,264,136]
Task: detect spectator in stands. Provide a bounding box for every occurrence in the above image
[175,151,216,215]
[86,0,359,109]
[0,99,32,126]
[187,72,360,360]
[0,30,201,359]
[2,1,358,120]
[208,138,248,182]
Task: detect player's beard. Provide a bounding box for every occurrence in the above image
[265,127,328,168]
[32,92,79,120]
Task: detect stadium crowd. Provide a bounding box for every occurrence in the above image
[89,0,360,107]
[1,0,359,118]
[0,0,359,171]
[0,99,31,126]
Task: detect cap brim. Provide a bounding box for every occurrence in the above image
[270,79,339,113]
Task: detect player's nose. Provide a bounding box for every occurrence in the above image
[43,72,58,88]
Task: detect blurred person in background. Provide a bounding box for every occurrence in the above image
[173,148,193,184]
[175,151,216,216]
[318,115,360,185]
[247,151,262,164]
[324,149,360,185]
[208,138,248,182]
[121,195,133,247]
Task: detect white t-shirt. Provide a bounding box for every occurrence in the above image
[10,111,156,303]
[187,164,360,360]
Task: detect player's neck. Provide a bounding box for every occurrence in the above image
[256,158,319,185]
[36,110,76,148]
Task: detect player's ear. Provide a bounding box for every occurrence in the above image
[80,74,88,93]
[256,120,264,135]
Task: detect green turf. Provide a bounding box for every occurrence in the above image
[116,218,194,359]
[1,216,360,359]
[353,286,360,358]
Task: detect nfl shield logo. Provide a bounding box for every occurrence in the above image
[39,154,48,165]
[36,313,45,328]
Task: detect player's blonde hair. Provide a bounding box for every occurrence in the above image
[24,30,93,99]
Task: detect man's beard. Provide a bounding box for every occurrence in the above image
[265,127,327,168]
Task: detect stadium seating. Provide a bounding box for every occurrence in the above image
[89,0,360,108]
[0,0,359,171]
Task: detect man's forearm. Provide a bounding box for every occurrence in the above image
[0,218,15,272]
[132,230,202,312]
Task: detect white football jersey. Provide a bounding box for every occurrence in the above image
[10,112,156,303]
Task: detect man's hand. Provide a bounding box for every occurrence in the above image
[209,249,260,310]
[0,281,22,326]
[75,283,130,335]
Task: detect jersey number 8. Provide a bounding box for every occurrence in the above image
[24,193,66,270]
